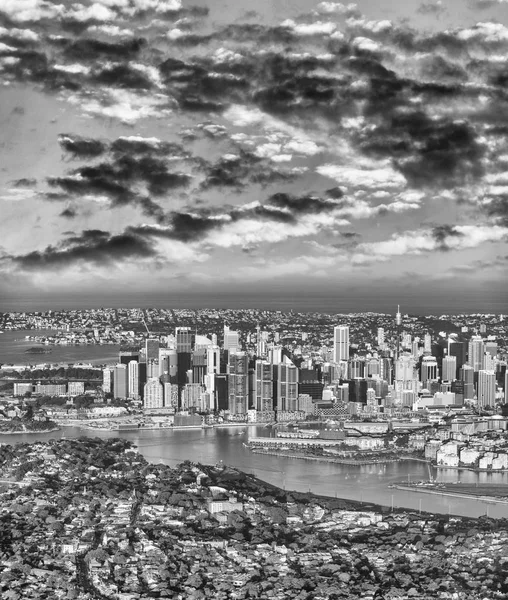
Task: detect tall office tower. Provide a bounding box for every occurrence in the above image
[349,359,365,379]
[254,360,273,412]
[424,333,432,354]
[144,377,164,409]
[479,323,487,334]
[206,345,221,375]
[275,359,299,412]
[402,333,412,348]
[228,352,249,415]
[442,356,457,382]
[298,368,324,401]
[159,349,177,382]
[449,341,467,378]
[192,348,207,384]
[175,327,192,395]
[411,341,419,359]
[119,349,139,365]
[460,364,475,400]
[366,358,380,377]
[163,382,179,408]
[421,356,439,386]
[477,370,496,409]
[175,327,193,353]
[395,354,416,382]
[128,360,140,400]
[468,335,484,371]
[147,359,159,379]
[483,352,495,372]
[113,363,128,399]
[296,394,313,415]
[380,357,393,385]
[224,325,240,353]
[182,384,204,411]
[401,390,416,408]
[485,341,498,358]
[377,327,385,347]
[268,345,283,365]
[395,305,402,357]
[145,338,159,363]
[102,367,114,394]
[333,326,350,363]
[211,333,218,346]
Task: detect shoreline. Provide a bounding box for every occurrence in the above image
[393,484,508,505]
[436,464,508,473]
[250,448,402,465]
[0,427,60,436]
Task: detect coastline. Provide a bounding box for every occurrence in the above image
[436,464,508,473]
[250,448,402,465]
[393,484,508,505]
[0,427,60,436]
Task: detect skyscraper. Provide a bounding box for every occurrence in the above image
[377,327,385,348]
[442,356,457,382]
[333,326,349,363]
[477,370,496,409]
[423,333,432,354]
[468,335,484,372]
[144,377,164,409]
[113,363,128,399]
[102,367,114,394]
[128,360,139,400]
[175,327,193,353]
[224,325,240,353]
[275,359,299,412]
[228,351,249,415]
[254,360,273,412]
[421,356,439,386]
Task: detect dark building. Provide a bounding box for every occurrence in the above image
[449,341,467,378]
[214,374,228,411]
[176,327,193,353]
[298,368,324,401]
[192,349,207,385]
[145,338,159,363]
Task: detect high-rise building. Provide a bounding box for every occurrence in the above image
[377,327,385,347]
[163,382,179,409]
[102,367,114,394]
[176,327,193,353]
[468,335,484,372]
[182,383,205,411]
[268,345,283,365]
[421,356,439,387]
[159,348,176,378]
[224,325,240,353]
[275,359,299,412]
[192,348,207,384]
[228,352,249,415]
[333,326,349,363]
[147,359,159,379]
[460,364,475,400]
[449,341,467,378]
[349,359,365,379]
[119,349,140,365]
[423,333,432,354]
[477,370,496,409]
[485,341,497,358]
[442,356,457,382]
[206,345,221,375]
[114,363,128,399]
[128,360,140,400]
[366,358,380,377]
[144,377,164,409]
[254,360,273,412]
[145,338,159,363]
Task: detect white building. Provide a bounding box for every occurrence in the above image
[144,378,164,409]
[333,326,349,363]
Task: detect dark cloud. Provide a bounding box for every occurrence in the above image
[12,178,37,187]
[63,38,146,61]
[10,229,156,270]
[266,192,339,214]
[340,231,360,239]
[91,63,153,90]
[60,207,76,219]
[358,111,485,188]
[484,195,508,226]
[48,169,132,203]
[58,134,106,158]
[432,225,465,250]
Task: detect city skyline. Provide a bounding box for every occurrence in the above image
[1,0,508,311]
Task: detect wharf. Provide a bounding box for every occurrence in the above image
[393,484,508,505]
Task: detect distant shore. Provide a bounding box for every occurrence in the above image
[393,484,508,504]
[0,427,60,436]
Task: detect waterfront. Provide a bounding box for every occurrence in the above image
[1,426,507,519]
[0,330,120,366]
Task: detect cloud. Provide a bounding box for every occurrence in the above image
[317,162,407,190]
[353,224,508,263]
[58,134,107,158]
[7,229,157,271]
[417,1,445,15]
[472,0,508,9]
[315,2,360,16]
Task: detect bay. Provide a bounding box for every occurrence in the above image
[1,426,507,519]
[0,330,120,366]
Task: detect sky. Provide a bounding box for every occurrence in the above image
[0,0,507,314]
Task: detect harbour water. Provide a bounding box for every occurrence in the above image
[0,330,120,366]
[1,426,507,519]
